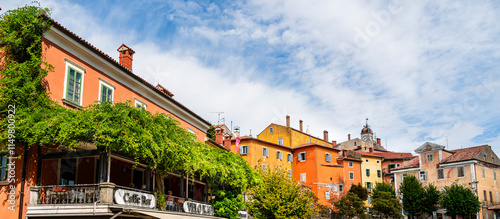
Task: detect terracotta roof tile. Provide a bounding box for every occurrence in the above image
[441,145,488,164]
[354,151,384,158]
[374,152,415,159]
[392,157,420,170]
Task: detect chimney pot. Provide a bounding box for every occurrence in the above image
[299,120,303,132]
[369,147,373,153]
[332,141,337,146]
[117,44,135,71]
[223,135,231,150]
[215,127,223,145]
[377,138,381,145]
[348,134,351,140]
[323,130,328,142]
[286,115,290,128]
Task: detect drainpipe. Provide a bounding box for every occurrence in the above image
[19,144,28,219]
[107,148,111,182]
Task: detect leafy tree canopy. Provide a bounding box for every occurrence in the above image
[422,183,441,216]
[371,182,402,219]
[399,174,424,218]
[247,164,318,219]
[348,183,368,201]
[334,192,366,219]
[439,182,480,218]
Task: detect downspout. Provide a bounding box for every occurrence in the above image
[107,148,111,182]
[18,144,28,219]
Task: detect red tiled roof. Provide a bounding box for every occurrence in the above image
[441,145,488,164]
[393,157,420,170]
[40,14,211,128]
[374,152,415,159]
[354,151,383,158]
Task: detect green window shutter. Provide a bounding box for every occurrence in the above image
[66,68,82,103]
[101,85,113,103]
[377,170,381,177]
[366,169,370,176]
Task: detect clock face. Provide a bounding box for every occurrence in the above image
[363,136,368,141]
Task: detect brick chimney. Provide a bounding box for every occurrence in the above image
[215,127,223,145]
[299,120,303,132]
[223,135,231,150]
[377,138,381,145]
[369,147,373,153]
[323,130,328,142]
[286,115,290,128]
[332,141,337,146]
[117,44,135,71]
[348,134,351,140]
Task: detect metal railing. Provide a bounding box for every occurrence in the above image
[35,184,100,204]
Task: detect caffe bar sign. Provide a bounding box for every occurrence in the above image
[183,201,214,216]
[114,189,156,209]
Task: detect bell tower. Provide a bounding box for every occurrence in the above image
[361,118,374,144]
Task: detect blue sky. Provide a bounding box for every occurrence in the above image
[3,0,500,153]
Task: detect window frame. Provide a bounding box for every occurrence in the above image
[366,169,370,177]
[437,168,444,180]
[240,145,249,155]
[269,127,274,133]
[427,153,434,163]
[348,161,353,167]
[419,171,427,181]
[349,171,354,180]
[0,155,8,181]
[482,167,485,178]
[376,160,380,164]
[377,170,381,178]
[134,98,147,110]
[287,153,292,163]
[298,152,306,162]
[276,150,283,161]
[325,153,331,162]
[262,147,269,158]
[98,77,115,103]
[457,166,465,178]
[339,185,344,192]
[365,159,369,163]
[278,137,283,146]
[325,191,330,200]
[63,60,86,105]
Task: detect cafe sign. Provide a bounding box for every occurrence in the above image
[114,189,156,209]
[183,201,214,216]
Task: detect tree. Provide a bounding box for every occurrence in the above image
[206,125,216,141]
[422,184,440,216]
[334,192,366,219]
[399,174,424,218]
[371,182,402,218]
[439,182,480,219]
[247,165,318,219]
[349,183,368,201]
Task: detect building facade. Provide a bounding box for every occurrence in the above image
[392,142,500,219]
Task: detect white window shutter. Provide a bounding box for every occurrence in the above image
[240,146,244,155]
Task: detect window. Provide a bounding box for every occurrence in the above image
[457,166,465,178]
[490,191,493,203]
[300,173,306,183]
[276,150,283,160]
[377,170,381,177]
[484,190,487,201]
[325,191,330,200]
[339,185,344,192]
[269,127,274,133]
[287,153,292,163]
[427,153,434,162]
[99,78,115,103]
[419,171,427,181]
[396,164,400,167]
[135,98,147,111]
[287,169,292,178]
[348,161,353,167]
[349,172,354,180]
[388,164,396,169]
[437,169,444,180]
[376,160,380,164]
[354,142,357,146]
[278,137,283,146]
[298,152,306,162]
[482,167,485,178]
[240,145,249,155]
[366,169,370,176]
[187,128,196,135]
[365,159,369,163]
[60,158,76,185]
[0,155,7,181]
[64,65,84,104]
[262,147,269,157]
[366,182,372,191]
[325,153,331,162]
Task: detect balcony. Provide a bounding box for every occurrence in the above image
[28,183,216,218]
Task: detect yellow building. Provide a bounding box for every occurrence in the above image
[392,142,500,219]
[355,151,383,207]
[229,136,293,174]
[257,115,332,148]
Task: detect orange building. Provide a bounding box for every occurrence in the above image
[1,14,215,219]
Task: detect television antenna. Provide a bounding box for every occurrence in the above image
[211,112,224,126]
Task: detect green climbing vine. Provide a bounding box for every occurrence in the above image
[0,4,260,216]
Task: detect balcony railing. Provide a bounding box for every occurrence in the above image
[34,184,100,204]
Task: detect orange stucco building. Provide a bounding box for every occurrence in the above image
[1,14,214,219]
